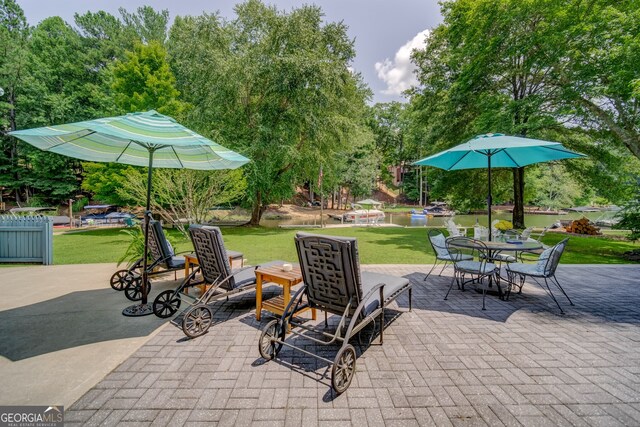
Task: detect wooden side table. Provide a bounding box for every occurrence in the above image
[255,264,316,321]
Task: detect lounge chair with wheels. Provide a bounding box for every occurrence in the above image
[424,229,473,279]
[505,238,573,313]
[258,233,412,394]
[110,220,189,301]
[151,224,274,338]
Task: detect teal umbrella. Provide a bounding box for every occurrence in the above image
[9,110,249,315]
[414,133,585,237]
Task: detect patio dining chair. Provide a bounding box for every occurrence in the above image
[258,233,412,394]
[505,238,573,314]
[445,236,501,310]
[424,229,473,279]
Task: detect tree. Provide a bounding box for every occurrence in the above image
[119,6,169,44]
[111,41,185,116]
[118,168,246,235]
[3,16,98,203]
[0,0,29,202]
[169,0,370,225]
[409,0,639,227]
[556,1,640,159]
[81,163,137,206]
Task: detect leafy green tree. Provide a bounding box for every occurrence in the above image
[81,163,137,205]
[409,0,639,227]
[169,0,370,225]
[118,168,246,235]
[111,41,185,116]
[119,6,169,44]
[556,1,640,159]
[0,0,29,202]
[526,164,583,210]
[615,178,640,241]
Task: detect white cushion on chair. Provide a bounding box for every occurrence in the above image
[456,260,496,275]
[507,262,544,277]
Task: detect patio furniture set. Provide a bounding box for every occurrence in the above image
[426,228,573,313]
[108,220,570,394]
[110,222,412,394]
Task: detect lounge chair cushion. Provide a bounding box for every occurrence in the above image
[167,255,185,270]
[225,260,284,290]
[360,271,410,316]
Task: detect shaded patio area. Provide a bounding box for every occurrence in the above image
[59,263,640,426]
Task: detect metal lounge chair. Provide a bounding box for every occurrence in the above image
[424,229,473,279]
[151,225,275,338]
[505,238,573,313]
[110,220,187,301]
[258,233,412,394]
[445,236,500,310]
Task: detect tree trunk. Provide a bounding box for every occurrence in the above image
[512,167,525,228]
[249,190,265,226]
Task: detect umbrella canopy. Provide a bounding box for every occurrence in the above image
[414,133,585,237]
[9,110,249,316]
[415,133,584,170]
[9,110,248,169]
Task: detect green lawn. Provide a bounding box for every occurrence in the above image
[50,226,639,265]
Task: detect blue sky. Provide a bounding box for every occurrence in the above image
[18,0,443,104]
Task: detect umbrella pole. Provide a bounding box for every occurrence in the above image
[123,148,155,317]
[487,154,492,241]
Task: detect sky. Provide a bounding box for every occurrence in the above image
[18,0,443,104]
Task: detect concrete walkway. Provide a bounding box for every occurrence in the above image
[1,263,640,426]
[0,263,174,407]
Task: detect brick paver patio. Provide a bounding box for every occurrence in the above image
[66,264,640,426]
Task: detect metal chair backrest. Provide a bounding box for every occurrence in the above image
[189,225,235,289]
[294,232,363,317]
[146,220,173,268]
[538,238,568,276]
[427,229,449,258]
[446,236,490,265]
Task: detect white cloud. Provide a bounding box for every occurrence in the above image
[375,29,430,96]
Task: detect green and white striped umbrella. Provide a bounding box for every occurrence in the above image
[9,110,249,316]
[8,110,249,169]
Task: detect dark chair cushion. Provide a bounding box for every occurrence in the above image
[166,255,186,270]
[360,272,411,316]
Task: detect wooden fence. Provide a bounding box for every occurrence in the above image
[0,215,53,265]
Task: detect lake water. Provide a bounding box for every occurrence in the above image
[260,211,609,229]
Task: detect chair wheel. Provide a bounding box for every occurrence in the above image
[258,319,284,360]
[152,290,181,318]
[124,276,150,301]
[182,304,212,338]
[331,344,356,394]
[110,269,133,291]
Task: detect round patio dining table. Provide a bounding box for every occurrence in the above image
[446,237,543,257]
[445,237,543,298]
